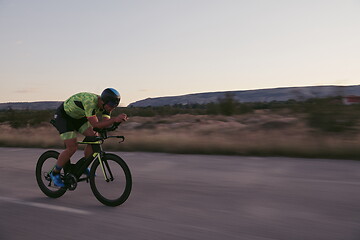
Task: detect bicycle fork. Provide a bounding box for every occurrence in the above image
[94,153,114,182]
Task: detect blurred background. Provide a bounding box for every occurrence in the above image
[1,2,360,239]
[0,0,359,105]
[0,0,360,158]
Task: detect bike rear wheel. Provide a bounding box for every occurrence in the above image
[35,150,66,198]
[89,153,132,206]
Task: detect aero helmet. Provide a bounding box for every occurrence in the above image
[101,88,121,107]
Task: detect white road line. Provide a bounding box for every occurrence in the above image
[0,196,92,215]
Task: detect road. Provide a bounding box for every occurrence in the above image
[0,147,359,240]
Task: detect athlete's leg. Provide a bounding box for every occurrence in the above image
[50,136,78,187]
[82,127,97,158]
[55,137,78,171]
[51,105,78,172]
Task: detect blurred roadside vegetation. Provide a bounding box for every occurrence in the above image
[2,95,360,159]
[120,95,360,133]
[1,95,360,133]
[0,109,54,129]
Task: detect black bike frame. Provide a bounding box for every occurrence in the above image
[58,120,123,183]
[70,136,113,182]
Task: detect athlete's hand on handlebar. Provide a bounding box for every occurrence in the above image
[114,113,128,123]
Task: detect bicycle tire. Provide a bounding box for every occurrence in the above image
[35,150,66,198]
[89,153,132,206]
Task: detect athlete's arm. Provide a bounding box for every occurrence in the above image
[87,114,128,129]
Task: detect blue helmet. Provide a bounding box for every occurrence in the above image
[101,88,121,107]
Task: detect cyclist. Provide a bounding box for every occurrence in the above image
[50,88,128,187]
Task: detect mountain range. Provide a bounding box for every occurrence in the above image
[128,85,360,107]
[0,101,62,111]
[1,85,359,110]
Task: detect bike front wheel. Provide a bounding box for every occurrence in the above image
[89,153,132,206]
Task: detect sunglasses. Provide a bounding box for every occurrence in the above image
[107,101,119,108]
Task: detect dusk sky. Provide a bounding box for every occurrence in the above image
[0,0,359,106]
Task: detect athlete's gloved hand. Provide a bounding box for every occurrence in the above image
[115,113,128,123]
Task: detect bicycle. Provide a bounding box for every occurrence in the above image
[35,122,132,207]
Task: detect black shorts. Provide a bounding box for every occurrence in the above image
[51,103,90,140]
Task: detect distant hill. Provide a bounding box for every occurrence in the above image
[1,85,360,110]
[129,85,360,107]
[0,101,62,111]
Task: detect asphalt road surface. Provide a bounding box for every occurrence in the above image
[0,147,359,240]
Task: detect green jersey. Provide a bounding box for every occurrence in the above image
[63,92,110,119]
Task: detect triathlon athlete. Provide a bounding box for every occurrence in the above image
[50,88,128,187]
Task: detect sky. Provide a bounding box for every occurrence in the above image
[0,0,359,106]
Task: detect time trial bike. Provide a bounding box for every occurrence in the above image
[35,122,132,207]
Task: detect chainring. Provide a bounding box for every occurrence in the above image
[64,173,77,191]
